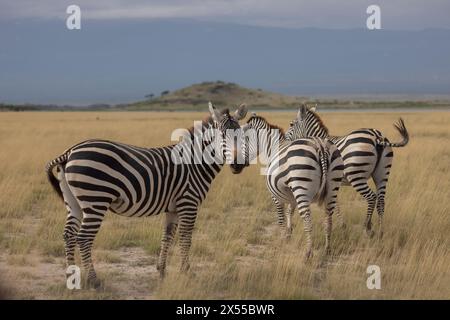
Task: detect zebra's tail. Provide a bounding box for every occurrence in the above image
[45,153,69,201]
[317,144,329,207]
[377,118,409,148]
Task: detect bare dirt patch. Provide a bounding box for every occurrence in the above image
[0,247,161,299]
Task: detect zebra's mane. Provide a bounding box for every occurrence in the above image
[308,110,329,135]
[247,115,285,136]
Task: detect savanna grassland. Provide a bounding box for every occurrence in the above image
[0,110,449,299]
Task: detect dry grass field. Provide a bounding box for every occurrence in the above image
[0,110,449,299]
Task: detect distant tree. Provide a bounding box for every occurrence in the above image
[161,90,170,96]
[145,93,155,100]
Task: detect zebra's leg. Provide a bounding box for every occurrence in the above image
[299,205,313,260]
[323,186,339,256]
[157,211,178,278]
[289,184,313,259]
[351,180,377,237]
[58,167,82,268]
[77,206,106,288]
[285,203,295,239]
[324,193,339,256]
[293,195,313,259]
[333,202,346,229]
[63,208,82,267]
[324,190,341,256]
[324,208,332,256]
[177,207,198,273]
[271,196,288,239]
[373,148,393,239]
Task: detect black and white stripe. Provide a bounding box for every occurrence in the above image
[45,103,247,286]
[240,114,344,258]
[285,104,409,237]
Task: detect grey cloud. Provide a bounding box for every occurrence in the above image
[1,0,449,29]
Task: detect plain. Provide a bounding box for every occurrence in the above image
[0,110,448,299]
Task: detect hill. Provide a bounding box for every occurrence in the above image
[126,81,307,110]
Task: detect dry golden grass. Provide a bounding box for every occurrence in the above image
[0,110,449,299]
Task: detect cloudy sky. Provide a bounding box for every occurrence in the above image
[1,1,449,104]
[1,0,450,30]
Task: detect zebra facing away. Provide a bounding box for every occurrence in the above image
[45,103,247,286]
[285,104,409,237]
[239,114,344,258]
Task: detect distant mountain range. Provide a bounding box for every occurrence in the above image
[1,19,450,105]
[2,81,450,111]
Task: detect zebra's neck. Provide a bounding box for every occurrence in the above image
[309,126,329,139]
[306,113,330,139]
[261,123,288,160]
[175,122,224,172]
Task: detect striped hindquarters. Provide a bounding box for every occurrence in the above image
[331,118,408,183]
[267,138,342,205]
[331,129,386,185]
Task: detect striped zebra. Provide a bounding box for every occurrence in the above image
[239,114,344,258]
[285,104,409,237]
[45,103,247,286]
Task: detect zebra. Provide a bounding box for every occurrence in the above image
[238,113,344,258]
[285,104,409,237]
[45,103,247,286]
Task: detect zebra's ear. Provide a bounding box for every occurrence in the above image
[309,104,317,112]
[297,104,308,120]
[233,103,248,121]
[208,101,222,122]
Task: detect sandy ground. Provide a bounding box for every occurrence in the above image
[0,247,160,299]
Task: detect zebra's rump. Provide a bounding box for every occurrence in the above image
[266,138,342,204]
[334,129,392,182]
[63,139,184,217]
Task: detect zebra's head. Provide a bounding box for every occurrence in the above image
[239,112,284,170]
[285,103,328,141]
[208,102,248,174]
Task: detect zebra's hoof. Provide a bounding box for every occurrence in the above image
[285,228,293,240]
[87,278,102,289]
[366,229,375,238]
[157,263,166,279]
[304,250,313,261]
[180,262,190,273]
